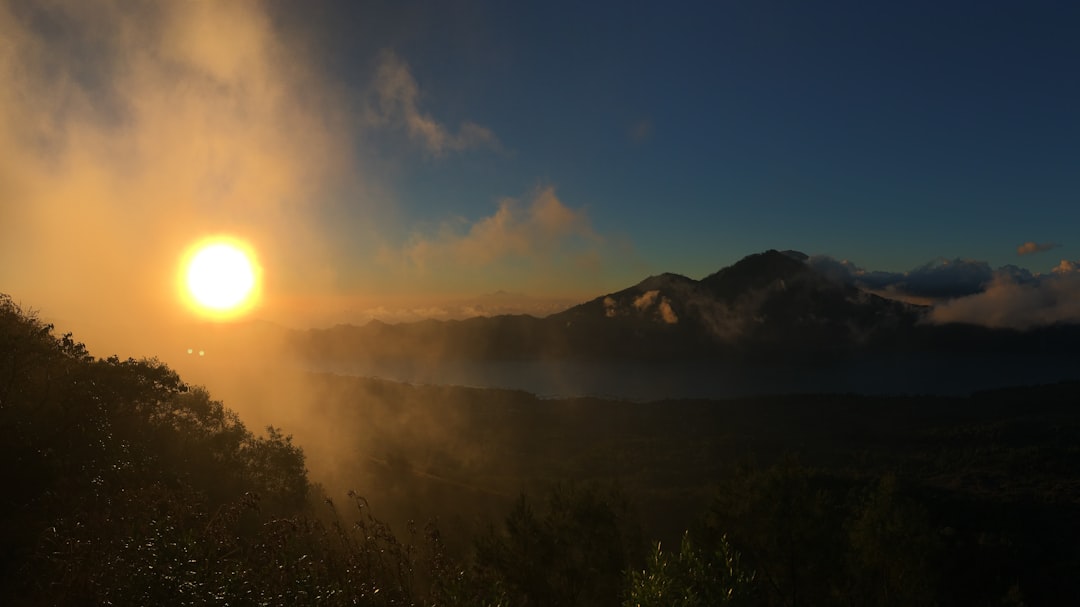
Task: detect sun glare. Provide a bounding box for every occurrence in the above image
[179,237,261,320]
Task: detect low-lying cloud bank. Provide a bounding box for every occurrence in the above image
[930,271,1080,329]
[808,254,1080,329]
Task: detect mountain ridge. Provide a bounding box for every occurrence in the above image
[288,250,948,362]
[283,249,1080,365]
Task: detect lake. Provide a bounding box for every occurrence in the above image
[310,353,1080,401]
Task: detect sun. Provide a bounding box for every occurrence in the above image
[179,236,261,320]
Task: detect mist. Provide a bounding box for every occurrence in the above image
[0,1,358,348]
[0,0,639,502]
[0,1,393,509]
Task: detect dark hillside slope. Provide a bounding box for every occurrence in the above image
[0,296,324,604]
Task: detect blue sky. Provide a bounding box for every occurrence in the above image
[2,0,1079,334]
[293,0,1080,273]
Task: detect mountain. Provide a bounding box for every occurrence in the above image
[544,249,927,360]
[293,249,940,362]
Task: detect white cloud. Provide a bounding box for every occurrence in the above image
[930,266,1080,329]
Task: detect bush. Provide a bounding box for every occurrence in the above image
[626,532,756,607]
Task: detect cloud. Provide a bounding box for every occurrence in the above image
[0,0,356,355]
[896,259,995,298]
[1052,259,1078,275]
[930,265,1080,329]
[447,189,592,263]
[807,253,1080,328]
[0,1,405,496]
[632,290,660,311]
[806,255,864,284]
[657,299,679,324]
[350,296,575,324]
[807,255,993,299]
[1017,241,1060,256]
[603,296,617,318]
[372,50,499,155]
[626,290,678,324]
[385,186,608,290]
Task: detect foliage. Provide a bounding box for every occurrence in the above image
[844,474,940,607]
[0,296,311,602]
[703,461,950,607]
[704,458,843,606]
[626,532,756,607]
[474,484,643,607]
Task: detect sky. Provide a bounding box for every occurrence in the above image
[2,0,1080,352]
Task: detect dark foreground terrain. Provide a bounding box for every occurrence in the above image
[303,373,1080,604]
[4,293,1080,605]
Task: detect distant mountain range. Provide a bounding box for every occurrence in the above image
[290,250,1080,363]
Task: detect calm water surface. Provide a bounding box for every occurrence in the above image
[313,354,1080,401]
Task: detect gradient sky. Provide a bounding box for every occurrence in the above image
[2,0,1080,344]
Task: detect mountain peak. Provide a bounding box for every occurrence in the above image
[633,272,696,292]
[701,250,812,299]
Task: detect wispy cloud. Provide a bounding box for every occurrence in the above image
[1017,241,1060,256]
[372,50,500,155]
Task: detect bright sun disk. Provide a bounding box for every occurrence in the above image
[180,237,261,319]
